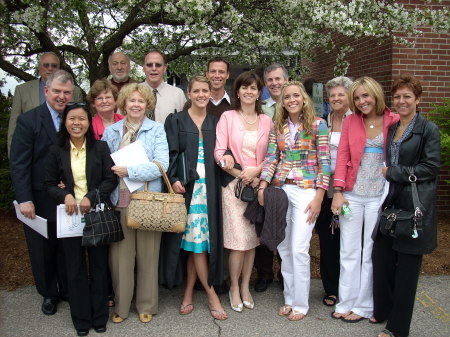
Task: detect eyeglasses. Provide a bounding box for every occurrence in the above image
[145,63,163,68]
[42,63,59,69]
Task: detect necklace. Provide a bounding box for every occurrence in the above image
[239,110,258,125]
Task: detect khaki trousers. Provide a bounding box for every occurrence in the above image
[109,208,162,318]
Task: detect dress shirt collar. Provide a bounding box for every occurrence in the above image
[266,96,276,108]
[210,91,231,106]
[70,139,86,153]
[46,102,62,131]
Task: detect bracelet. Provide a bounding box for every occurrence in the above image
[257,187,266,192]
[333,188,342,193]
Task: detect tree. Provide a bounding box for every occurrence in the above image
[0,0,449,90]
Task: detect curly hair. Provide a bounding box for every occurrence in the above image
[274,81,315,136]
[391,74,422,98]
[116,83,156,117]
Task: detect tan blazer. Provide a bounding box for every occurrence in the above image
[7,78,83,154]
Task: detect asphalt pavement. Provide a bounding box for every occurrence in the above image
[1,276,449,337]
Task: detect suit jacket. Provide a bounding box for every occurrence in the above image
[7,78,84,154]
[45,141,117,208]
[10,103,60,221]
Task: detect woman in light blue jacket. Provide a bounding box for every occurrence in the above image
[102,83,169,324]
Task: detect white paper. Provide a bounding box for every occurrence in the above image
[13,200,48,239]
[56,204,85,238]
[110,140,149,192]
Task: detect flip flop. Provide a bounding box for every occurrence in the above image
[288,309,305,321]
[341,312,366,323]
[279,305,292,316]
[179,303,194,315]
[331,311,348,319]
[322,295,337,307]
[209,307,228,320]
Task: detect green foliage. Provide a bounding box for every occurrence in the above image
[428,96,450,183]
[0,93,14,211]
[0,0,449,85]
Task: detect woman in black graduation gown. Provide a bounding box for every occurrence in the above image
[161,75,227,320]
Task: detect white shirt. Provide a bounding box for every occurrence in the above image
[141,81,186,124]
[210,92,231,106]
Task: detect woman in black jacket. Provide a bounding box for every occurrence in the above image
[162,76,227,320]
[372,75,440,337]
[45,102,117,336]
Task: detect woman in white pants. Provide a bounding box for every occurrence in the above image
[331,77,399,322]
[258,81,330,321]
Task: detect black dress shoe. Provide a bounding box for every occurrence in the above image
[93,326,107,333]
[77,329,89,336]
[41,298,58,315]
[254,278,272,292]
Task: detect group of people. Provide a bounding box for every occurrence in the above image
[8,49,439,337]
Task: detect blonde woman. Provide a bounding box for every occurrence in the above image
[259,81,330,321]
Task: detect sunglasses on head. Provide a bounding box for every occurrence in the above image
[145,63,163,68]
[66,102,88,108]
[42,63,59,69]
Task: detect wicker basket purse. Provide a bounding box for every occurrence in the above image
[126,160,187,232]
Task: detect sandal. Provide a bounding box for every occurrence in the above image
[331,311,349,319]
[378,329,395,337]
[288,309,305,321]
[341,312,365,323]
[322,295,337,307]
[369,316,385,324]
[278,305,292,316]
[179,303,194,315]
[209,308,228,321]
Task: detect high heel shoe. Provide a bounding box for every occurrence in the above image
[228,291,243,312]
[243,300,254,309]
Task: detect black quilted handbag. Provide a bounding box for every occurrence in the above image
[82,190,124,247]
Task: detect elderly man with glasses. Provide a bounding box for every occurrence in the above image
[7,52,83,155]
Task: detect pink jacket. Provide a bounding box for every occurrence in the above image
[334,107,399,191]
[214,110,273,168]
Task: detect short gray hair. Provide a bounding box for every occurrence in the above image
[46,69,74,87]
[325,76,353,96]
[263,63,288,82]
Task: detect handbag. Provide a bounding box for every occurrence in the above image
[82,190,124,247]
[126,160,187,232]
[378,167,424,239]
[234,179,255,203]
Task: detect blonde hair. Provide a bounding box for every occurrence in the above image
[188,75,211,92]
[348,76,385,115]
[117,83,156,117]
[274,81,315,135]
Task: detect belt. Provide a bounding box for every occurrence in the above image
[284,178,297,185]
[364,147,384,154]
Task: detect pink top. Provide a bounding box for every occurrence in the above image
[92,113,124,140]
[333,107,399,191]
[214,110,273,168]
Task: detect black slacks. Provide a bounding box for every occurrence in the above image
[315,197,340,296]
[254,245,281,281]
[62,237,108,330]
[23,222,67,300]
[372,232,423,337]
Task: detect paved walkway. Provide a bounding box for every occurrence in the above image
[1,276,449,337]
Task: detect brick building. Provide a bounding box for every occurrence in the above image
[304,0,450,212]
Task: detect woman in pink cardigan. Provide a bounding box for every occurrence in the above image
[214,71,273,313]
[331,77,399,323]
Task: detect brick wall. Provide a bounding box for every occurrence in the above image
[303,0,450,212]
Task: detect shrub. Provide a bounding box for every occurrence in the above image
[0,92,14,211]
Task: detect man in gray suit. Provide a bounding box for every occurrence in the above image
[7,52,83,154]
